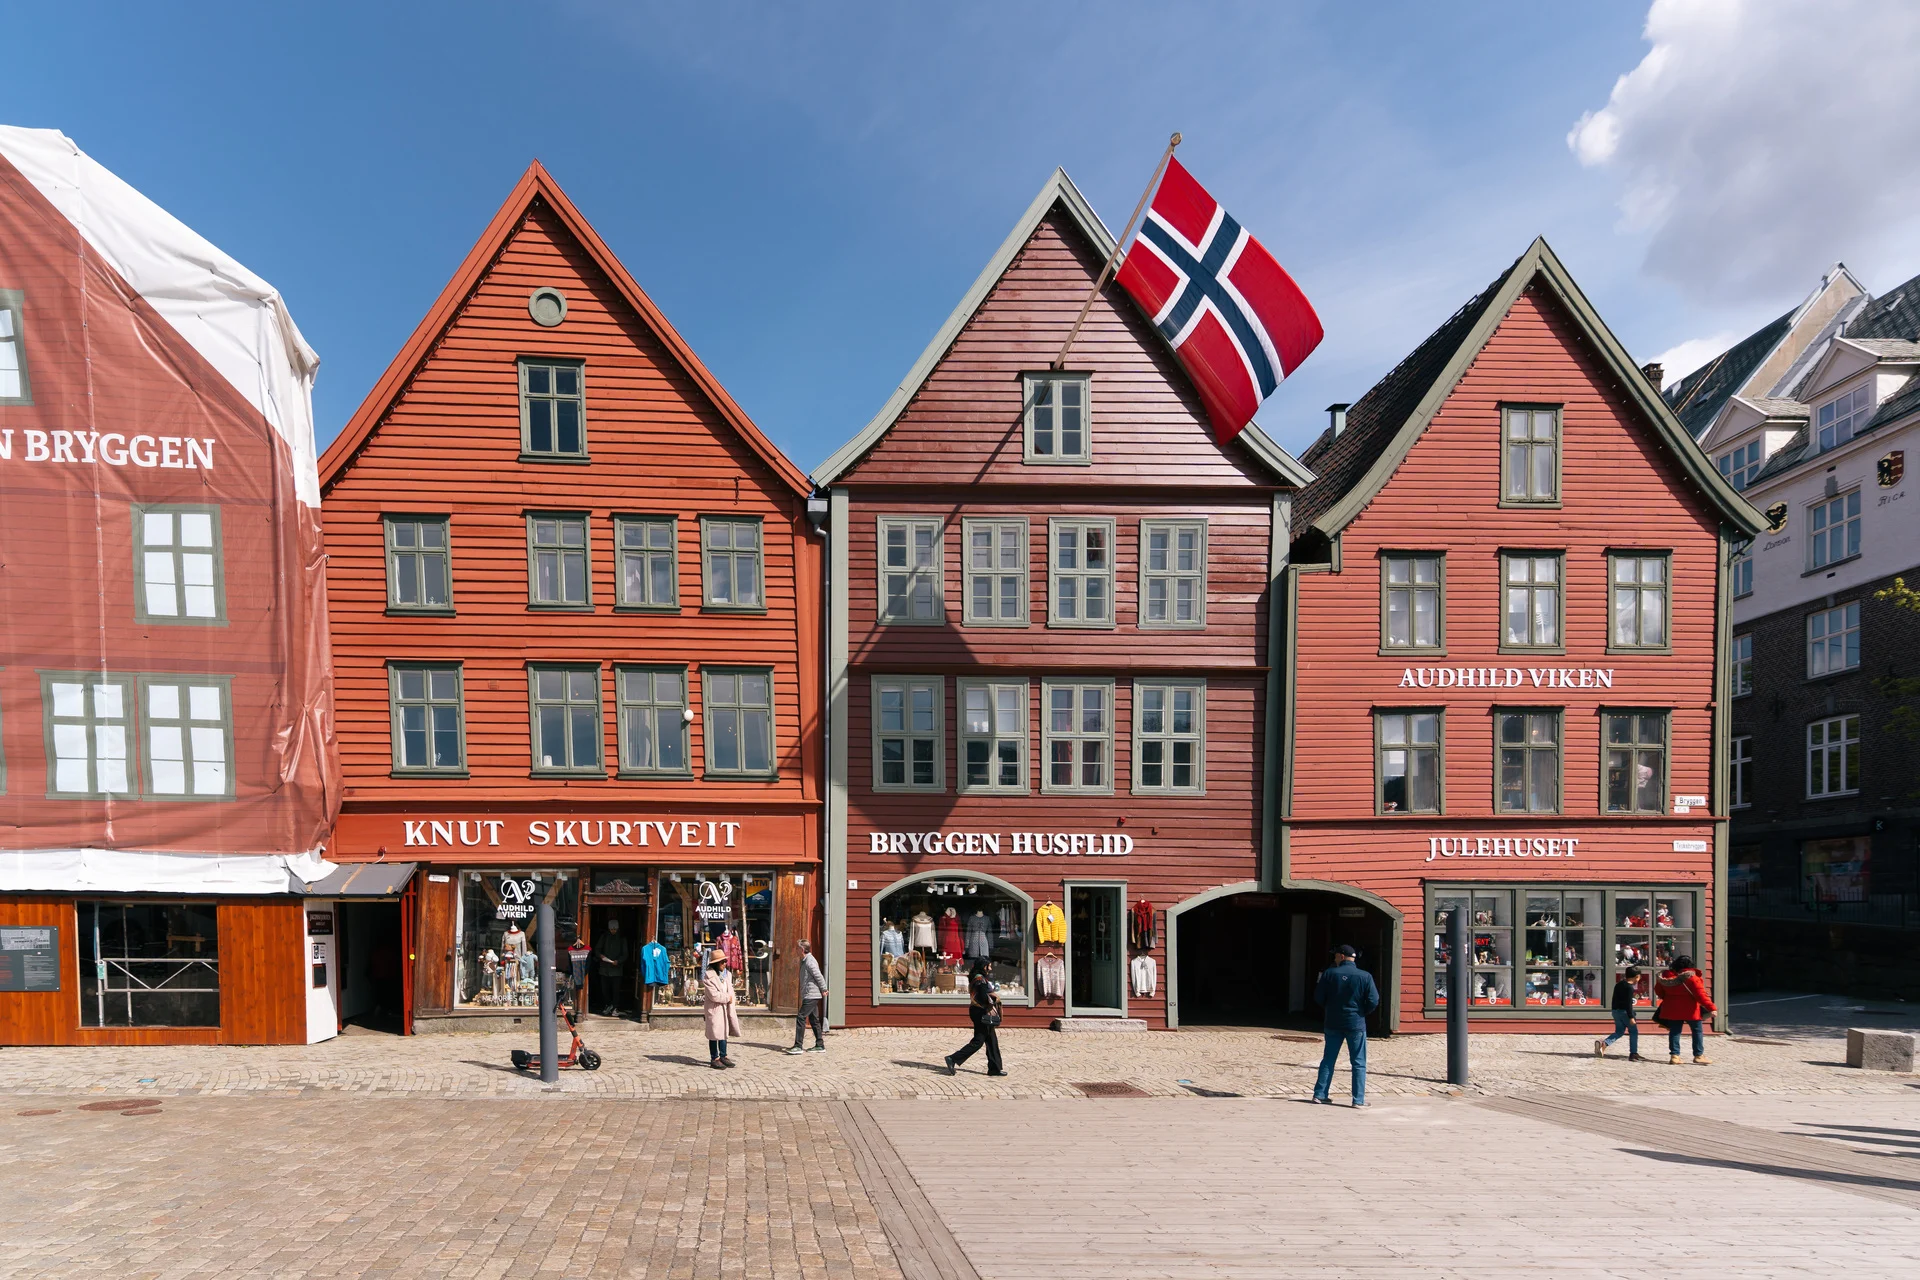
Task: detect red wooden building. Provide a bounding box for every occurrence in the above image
[320,164,821,1033]
[815,171,1313,1029]
[1284,239,1763,1031]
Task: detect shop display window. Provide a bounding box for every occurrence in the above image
[875,874,1029,1002]
[1427,884,1701,1015]
[456,870,578,1008]
[654,871,773,1009]
[78,901,220,1027]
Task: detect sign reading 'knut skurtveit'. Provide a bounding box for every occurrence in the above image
[1398,667,1617,689]
[868,831,1134,856]
[402,818,746,848]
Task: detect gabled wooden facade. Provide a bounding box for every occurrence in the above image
[1285,239,1764,1032]
[321,164,821,1032]
[818,171,1312,1030]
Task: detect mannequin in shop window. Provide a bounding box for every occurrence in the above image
[964,910,992,961]
[937,907,963,960]
[909,910,936,951]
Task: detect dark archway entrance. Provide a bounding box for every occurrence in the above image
[1174,889,1395,1034]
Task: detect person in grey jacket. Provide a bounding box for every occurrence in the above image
[786,939,828,1054]
[1312,944,1381,1107]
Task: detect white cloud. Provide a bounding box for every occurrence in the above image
[1646,331,1741,387]
[1571,0,1920,304]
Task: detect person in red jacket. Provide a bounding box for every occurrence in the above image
[1653,955,1715,1065]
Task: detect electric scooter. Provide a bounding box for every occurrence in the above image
[511,954,602,1073]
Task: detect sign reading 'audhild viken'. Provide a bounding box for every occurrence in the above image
[1398,667,1616,690]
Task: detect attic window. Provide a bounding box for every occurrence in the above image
[1816,386,1870,450]
[528,287,568,328]
[0,289,29,405]
[1024,372,1091,464]
[519,359,586,459]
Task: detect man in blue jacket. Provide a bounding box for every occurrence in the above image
[1312,944,1380,1107]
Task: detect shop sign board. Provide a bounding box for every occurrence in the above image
[1426,836,1582,862]
[866,830,1134,857]
[1397,667,1615,691]
[0,926,61,992]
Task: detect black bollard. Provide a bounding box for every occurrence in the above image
[1447,903,1469,1085]
[537,900,558,1083]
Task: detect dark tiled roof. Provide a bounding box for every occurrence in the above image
[1865,371,1920,431]
[1660,311,1793,440]
[1843,269,1920,340]
[1295,257,1519,531]
[1750,425,1810,485]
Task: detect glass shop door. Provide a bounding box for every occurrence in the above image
[1066,883,1125,1016]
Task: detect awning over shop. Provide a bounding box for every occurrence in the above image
[0,848,335,895]
[296,861,418,899]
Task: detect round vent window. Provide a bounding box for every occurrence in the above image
[528,286,568,327]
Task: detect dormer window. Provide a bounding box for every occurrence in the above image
[1816,385,1870,450]
[1717,439,1762,491]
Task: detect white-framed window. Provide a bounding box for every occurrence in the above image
[1609,553,1670,650]
[136,505,225,623]
[877,517,942,623]
[1808,490,1861,569]
[1806,714,1860,798]
[1024,372,1091,463]
[1501,553,1562,650]
[962,519,1027,626]
[1381,554,1443,651]
[958,679,1028,793]
[1807,601,1861,677]
[1731,633,1753,697]
[1717,439,1762,490]
[872,676,943,792]
[1816,385,1870,451]
[1133,680,1204,794]
[1048,519,1114,627]
[1042,679,1112,794]
[42,673,135,797]
[1731,735,1752,810]
[1730,548,1753,598]
[139,676,233,799]
[1140,520,1207,629]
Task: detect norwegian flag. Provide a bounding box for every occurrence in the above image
[1115,158,1323,442]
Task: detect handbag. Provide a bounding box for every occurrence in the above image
[977,995,1003,1028]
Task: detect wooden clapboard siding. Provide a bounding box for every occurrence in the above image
[836,194,1288,1030]
[1288,282,1729,1027]
[218,901,307,1044]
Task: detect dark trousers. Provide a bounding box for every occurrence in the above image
[708,1039,728,1059]
[951,1022,1002,1074]
[794,997,825,1048]
[1313,1025,1367,1104]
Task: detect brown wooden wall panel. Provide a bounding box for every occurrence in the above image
[218,901,307,1044]
[0,898,78,1046]
[416,873,456,1013]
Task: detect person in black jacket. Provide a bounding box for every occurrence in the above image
[944,960,1005,1077]
[1594,966,1644,1060]
[1312,945,1380,1107]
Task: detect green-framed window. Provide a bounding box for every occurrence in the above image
[527,513,591,608]
[42,672,136,797]
[389,664,465,774]
[135,505,226,624]
[1608,552,1670,652]
[1603,710,1668,813]
[702,516,764,611]
[1376,709,1442,814]
[1494,708,1560,813]
[1380,553,1443,652]
[962,518,1026,626]
[1500,405,1561,505]
[528,665,603,775]
[1024,372,1091,463]
[704,667,775,777]
[615,516,678,610]
[1048,518,1114,628]
[1140,520,1207,629]
[877,517,942,623]
[958,678,1028,794]
[1133,680,1204,794]
[519,358,586,458]
[1500,552,1562,652]
[616,666,690,776]
[1042,679,1113,794]
[384,515,452,613]
[1427,885,1699,1013]
[138,675,234,799]
[0,288,29,405]
[872,675,943,791]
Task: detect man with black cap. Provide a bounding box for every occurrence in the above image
[1312,944,1380,1107]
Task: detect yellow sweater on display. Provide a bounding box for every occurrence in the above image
[1035,902,1066,944]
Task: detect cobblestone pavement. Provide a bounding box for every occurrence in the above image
[1,1017,1914,1102]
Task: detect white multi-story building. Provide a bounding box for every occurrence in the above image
[1665,266,1920,995]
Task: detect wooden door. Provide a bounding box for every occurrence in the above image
[219,902,306,1045]
[771,870,808,1014]
[416,873,455,1013]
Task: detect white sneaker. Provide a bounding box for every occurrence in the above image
[1594,1038,1607,1057]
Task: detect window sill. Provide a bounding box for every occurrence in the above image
[1803,554,1862,578]
[1046,620,1118,631]
[135,615,230,628]
[527,602,595,613]
[614,769,696,781]
[1040,786,1116,798]
[1139,622,1208,633]
[518,452,592,465]
[871,786,950,796]
[613,604,682,614]
[957,785,1031,797]
[961,617,1031,628]
[390,769,471,780]
[529,770,608,780]
[1022,457,1094,467]
[1379,647,1447,658]
[875,616,948,626]
[1496,499,1564,511]
[1376,810,1444,818]
[701,604,770,616]
[386,606,457,618]
[1805,791,1861,802]
[1604,645,1674,657]
[703,771,782,782]
[1131,788,1208,798]
[1498,646,1566,657]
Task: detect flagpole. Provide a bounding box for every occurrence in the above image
[1052,132,1181,370]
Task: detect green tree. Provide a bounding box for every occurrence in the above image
[1874,578,1920,747]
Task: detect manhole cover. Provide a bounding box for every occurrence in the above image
[77,1100,144,1112]
[1074,1081,1149,1098]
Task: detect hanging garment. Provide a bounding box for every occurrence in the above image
[641,940,670,985]
[880,925,906,958]
[720,930,745,973]
[1129,900,1158,951]
[937,910,964,958]
[964,912,993,960]
[909,912,937,950]
[1036,952,1066,999]
[996,905,1017,936]
[1035,902,1066,945]
[1130,953,1158,998]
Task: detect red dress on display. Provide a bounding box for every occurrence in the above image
[937,911,963,958]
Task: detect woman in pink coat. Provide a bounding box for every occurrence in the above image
[702,952,742,1069]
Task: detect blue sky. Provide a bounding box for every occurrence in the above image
[8,2,1919,468]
